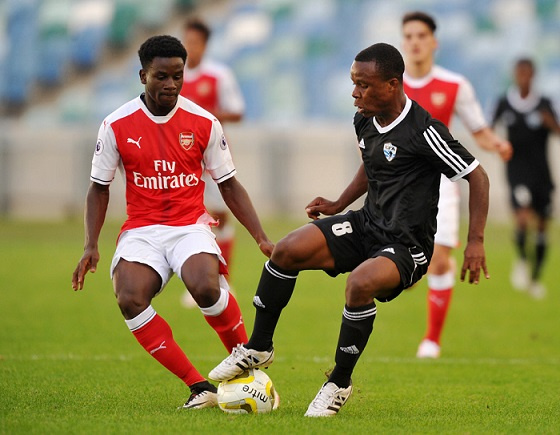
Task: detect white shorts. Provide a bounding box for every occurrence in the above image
[110,224,228,293]
[203,171,228,213]
[434,175,460,248]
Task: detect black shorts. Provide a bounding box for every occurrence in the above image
[509,182,553,218]
[311,210,429,302]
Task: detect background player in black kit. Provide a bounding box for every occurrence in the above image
[209,43,491,417]
[492,58,560,299]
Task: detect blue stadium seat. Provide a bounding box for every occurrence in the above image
[69,1,112,69]
[3,0,39,104]
[36,0,72,85]
[108,0,139,48]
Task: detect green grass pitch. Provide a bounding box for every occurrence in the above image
[1,218,559,433]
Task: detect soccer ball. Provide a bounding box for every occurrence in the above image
[217,368,277,414]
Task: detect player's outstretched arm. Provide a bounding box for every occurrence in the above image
[72,182,110,291]
[306,163,368,220]
[460,165,490,284]
[472,127,513,162]
[218,176,274,258]
[540,108,560,134]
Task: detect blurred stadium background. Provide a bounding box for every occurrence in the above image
[0,0,558,221]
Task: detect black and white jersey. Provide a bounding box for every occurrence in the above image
[354,97,479,257]
[492,88,556,190]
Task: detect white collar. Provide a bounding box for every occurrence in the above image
[137,94,181,123]
[506,87,540,113]
[373,96,412,133]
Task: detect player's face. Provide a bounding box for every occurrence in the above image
[351,60,397,118]
[514,63,534,90]
[401,20,437,64]
[184,29,207,68]
[140,56,184,116]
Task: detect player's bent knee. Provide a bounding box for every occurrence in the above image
[116,290,150,319]
[428,254,451,275]
[345,274,377,306]
[188,283,220,308]
[270,234,301,269]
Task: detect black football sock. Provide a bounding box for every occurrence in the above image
[190,380,217,394]
[246,260,298,351]
[515,228,527,259]
[328,302,376,388]
[533,232,547,281]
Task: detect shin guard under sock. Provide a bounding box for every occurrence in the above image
[126,306,205,387]
[201,288,248,352]
[246,260,298,351]
[329,302,376,388]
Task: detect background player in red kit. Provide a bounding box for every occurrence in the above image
[179,17,245,308]
[401,11,512,358]
[71,35,273,409]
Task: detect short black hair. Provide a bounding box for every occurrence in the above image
[138,35,187,69]
[183,17,212,42]
[402,11,437,33]
[355,43,405,82]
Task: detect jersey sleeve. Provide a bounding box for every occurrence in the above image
[90,120,120,185]
[421,120,479,182]
[217,66,245,115]
[203,118,237,183]
[542,97,559,121]
[454,78,488,132]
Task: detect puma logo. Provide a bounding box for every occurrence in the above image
[127,137,142,149]
[232,316,244,332]
[150,340,167,355]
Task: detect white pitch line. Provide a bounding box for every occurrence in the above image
[2,354,559,366]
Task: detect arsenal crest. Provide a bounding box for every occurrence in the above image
[431,92,446,107]
[179,132,195,150]
[383,143,397,161]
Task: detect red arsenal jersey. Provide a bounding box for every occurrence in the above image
[90,95,236,234]
[180,60,245,116]
[403,65,487,132]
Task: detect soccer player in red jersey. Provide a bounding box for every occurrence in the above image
[401,11,512,358]
[71,35,273,409]
[179,18,245,308]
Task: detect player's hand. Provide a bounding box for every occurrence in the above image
[305,197,340,220]
[72,247,100,291]
[460,240,489,284]
[258,239,274,258]
[496,139,513,162]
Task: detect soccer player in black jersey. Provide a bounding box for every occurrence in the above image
[492,58,560,299]
[209,43,490,417]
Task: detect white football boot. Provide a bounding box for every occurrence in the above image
[180,390,218,410]
[180,290,198,309]
[510,259,530,291]
[416,339,441,359]
[209,343,275,382]
[304,381,353,417]
[529,281,546,300]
